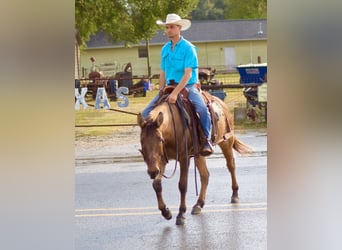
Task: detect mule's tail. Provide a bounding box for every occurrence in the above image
[233,136,253,155]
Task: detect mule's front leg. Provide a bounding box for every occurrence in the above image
[152,177,172,220]
[176,159,189,225]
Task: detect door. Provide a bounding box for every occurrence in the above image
[224,47,236,71]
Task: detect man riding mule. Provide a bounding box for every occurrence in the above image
[141,13,213,156]
[139,14,253,226]
[138,96,252,225]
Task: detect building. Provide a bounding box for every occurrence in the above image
[80,19,267,77]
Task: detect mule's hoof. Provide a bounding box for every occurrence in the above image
[191,205,202,215]
[231,196,239,203]
[176,215,185,225]
[162,208,172,220]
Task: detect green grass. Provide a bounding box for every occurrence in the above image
[75,73,266,138]
[75,90,158,138]
[234,120,267,130]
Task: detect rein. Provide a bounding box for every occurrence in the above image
[87,104,139,116]
[162,97,190,182]
[155,93,198,196]
[161,96,197,196]
[162,102,179,179]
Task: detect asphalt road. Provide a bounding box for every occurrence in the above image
[75,130,267,250]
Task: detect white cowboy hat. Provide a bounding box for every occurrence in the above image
[156,13,191,31]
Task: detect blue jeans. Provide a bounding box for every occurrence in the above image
[141,85,212,139]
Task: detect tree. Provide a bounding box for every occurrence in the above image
[75,0,198,76]
[75,0,130,45]
[124,0,198,76]
[190,0,266,20]
[225,0,267,19]
[190,0,225,20]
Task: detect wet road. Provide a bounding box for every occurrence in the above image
[75,131,267,250]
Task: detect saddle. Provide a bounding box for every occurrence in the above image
[154,85,227,156]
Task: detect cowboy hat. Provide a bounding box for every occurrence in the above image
[156,13,191,31]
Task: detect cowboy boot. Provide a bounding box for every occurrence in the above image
[200,138,214,156]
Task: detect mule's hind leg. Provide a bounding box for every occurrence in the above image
[191,156,210,215]
[219,139,239,203]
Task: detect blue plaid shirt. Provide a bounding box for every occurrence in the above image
[161,36,199,85]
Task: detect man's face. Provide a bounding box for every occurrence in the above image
[165,24,181,39]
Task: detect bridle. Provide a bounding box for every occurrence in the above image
[140,121,176,179]
[143,99,198,193]
[158,135,169,164]
[141,101,182,179]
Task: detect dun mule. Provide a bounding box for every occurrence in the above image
[137,93,252,225]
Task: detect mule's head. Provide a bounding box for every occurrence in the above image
[138,112,167,179]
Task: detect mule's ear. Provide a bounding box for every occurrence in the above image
[137,113,146,128]
[156,112,164,127]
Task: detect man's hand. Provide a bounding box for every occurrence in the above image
[166,92,178,104]
[165,67,191,104]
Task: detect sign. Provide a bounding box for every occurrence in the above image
[75,87,88,110]
[94,87,111,109]
[116,87,129,108]
[74,86,131,110]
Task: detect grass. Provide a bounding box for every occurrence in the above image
[75,74,266,138]
[75,90,157,138]
[234,120,267,130]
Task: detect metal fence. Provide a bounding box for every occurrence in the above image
[75,73,266,137]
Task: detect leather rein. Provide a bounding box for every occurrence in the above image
[161,102,179,179]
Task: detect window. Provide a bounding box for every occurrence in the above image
[138,47,148,58]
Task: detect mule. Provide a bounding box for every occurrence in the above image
[137,92,252,225]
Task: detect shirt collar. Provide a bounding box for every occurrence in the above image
[168,36,183,47]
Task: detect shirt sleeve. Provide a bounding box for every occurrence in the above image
[161,44,169,71]
[184,44,198,69]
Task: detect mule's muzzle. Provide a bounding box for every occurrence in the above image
[147,169,160,179]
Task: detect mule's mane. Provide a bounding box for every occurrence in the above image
[147,102,168,120]
[147,102,172,130]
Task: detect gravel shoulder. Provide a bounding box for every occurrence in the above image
[75,127,267,162]
[75,126,141,160]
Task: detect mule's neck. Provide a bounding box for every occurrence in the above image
[149,103,175,140]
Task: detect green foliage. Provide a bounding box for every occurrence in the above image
[75,0,130,45]
[75,0,199,75]
[190,0,266,20]
[225,0,267,19]
[191,0,225,20]
[160,0,198,17]
[75,0,266,75]
[75,0,199,46]
[75,0,267,45]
